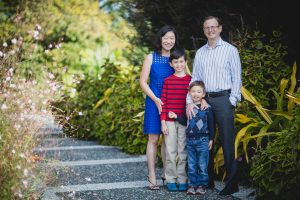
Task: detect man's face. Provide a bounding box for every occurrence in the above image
[203,18,222,40]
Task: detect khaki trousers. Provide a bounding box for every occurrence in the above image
[164,121,187,184]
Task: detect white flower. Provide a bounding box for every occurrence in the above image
[14,124,21,130]
[22,180,28,188]
[35,24,41,30]
[1,104,7,110]
[11,38,17,44]
[23,169,28,176]
[12,149,16,154]
[3,42,7,47]
[10,84,16,88]
[16,165,21,169]
[49,44,53,48]
[8,68,14,76]
[0,51,3,57]
[18,193,23,198]
[20,153,25,158]
[78,112,83,116]
[48,73,55,79]
[45,49,49,54]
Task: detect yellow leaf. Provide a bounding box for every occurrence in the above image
[269,111,293,120]
[133,111,144,118]
[93,98,105,110]
[288,62,297,113]
[242,86,272,124]
[234,123,258,158]
[235,114,253,124]
[286,93,300,105]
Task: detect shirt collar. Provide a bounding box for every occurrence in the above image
[204,37,224,49]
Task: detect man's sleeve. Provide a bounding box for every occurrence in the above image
[229,47,242,106]
[186,50,202,104]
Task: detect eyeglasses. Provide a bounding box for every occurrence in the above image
[203,26,219,31]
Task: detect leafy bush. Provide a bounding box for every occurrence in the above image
[234,30,291,107]
[250,108,300,199]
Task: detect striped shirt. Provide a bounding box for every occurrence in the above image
[187,38,242,106]
[161,74,192,121]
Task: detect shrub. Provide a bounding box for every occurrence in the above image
[250,113,300,199]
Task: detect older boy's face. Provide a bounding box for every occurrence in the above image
[170,56,186,73]
[189,86,205,103]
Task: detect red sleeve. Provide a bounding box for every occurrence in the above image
[160,79,168,120]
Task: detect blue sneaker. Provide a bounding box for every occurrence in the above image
[166,183,178,191]
[178,183,188,191]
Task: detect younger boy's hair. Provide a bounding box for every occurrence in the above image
[169,48,187,62]
[188,80,206,93]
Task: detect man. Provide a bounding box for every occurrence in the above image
[186,16,242,195]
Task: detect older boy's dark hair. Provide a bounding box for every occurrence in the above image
[188,80,206,92]
[153,25,179,54]
[169,48,186,62]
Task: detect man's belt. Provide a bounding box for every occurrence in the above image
[206,89,231,98]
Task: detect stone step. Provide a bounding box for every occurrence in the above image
[37,137,99,148]
[36,147,134,162]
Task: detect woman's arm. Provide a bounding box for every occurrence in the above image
[139,54,163,114]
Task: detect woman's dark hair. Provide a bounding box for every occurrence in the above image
[153,25,179,54]
[188,80,206,93]
[169,48,186,62]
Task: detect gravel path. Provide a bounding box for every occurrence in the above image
[39,119,255,200]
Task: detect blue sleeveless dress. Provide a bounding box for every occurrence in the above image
[143,52,174,134]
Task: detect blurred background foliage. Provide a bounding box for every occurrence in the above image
[1,0,299,199]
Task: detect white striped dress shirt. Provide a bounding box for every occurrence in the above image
[187,38,242,106]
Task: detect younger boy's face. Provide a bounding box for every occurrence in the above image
[189,85,205,103]
[170,56,186,73]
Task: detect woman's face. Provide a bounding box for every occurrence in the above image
[161,31,176,52]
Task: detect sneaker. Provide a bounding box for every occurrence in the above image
[186,186,196,195]
[166,183,178,191]
[196,186,206,195]
[178,183,188,191]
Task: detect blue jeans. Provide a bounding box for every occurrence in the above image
[187,137,209,187]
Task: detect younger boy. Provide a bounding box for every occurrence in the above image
[160,48,191,191]
[168,80,215,195]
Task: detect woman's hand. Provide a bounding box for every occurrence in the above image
[154,97,163,114]
[161,121,168,135]
[168,111,177,119]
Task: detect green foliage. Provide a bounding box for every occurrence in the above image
[58,59,148,154]
[250,111,300,199]
[234,30,290,106]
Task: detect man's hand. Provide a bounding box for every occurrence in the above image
[201,98,209,110]
[186,103,198,120]
[208,140,213,150]
[154,97,163,114]
[161,121,168,135]
[168,111,177,119]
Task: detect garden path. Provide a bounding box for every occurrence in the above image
[38,116,255,200]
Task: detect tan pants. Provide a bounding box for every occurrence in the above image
[164,121,187,184]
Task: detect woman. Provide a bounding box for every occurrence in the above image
[140,25,179,190]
